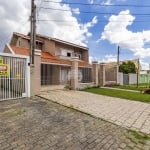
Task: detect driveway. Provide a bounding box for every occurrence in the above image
[0,97,150,150]
[40,90,150,134]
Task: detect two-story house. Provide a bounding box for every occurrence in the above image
[4,32,92,87]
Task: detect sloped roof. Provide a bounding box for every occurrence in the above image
[13,32,88,50]
[13,32,44,43]
[41,52,71,65]
[11,45,29,56]
[10,45,91,67]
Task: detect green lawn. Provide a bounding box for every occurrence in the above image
[112,83,150,91]
[84,87,150,103]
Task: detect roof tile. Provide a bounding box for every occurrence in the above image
[10,45,91,67]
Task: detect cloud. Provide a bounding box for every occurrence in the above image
[101,0,113,5]
[101,10,150,58]
[0,0,30,50]
[117,0,126,2]
[0,0,98,50]
[88,0,94,4]
[88,0,113,5]
[82,16,98,28]
[72,8,80,14]
[89,54,117,64]
[80,16,98,38]
[140,60,149,70]
[101,54,117,63]
[89,55,101,63]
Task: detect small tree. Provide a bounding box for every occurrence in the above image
[119,61,136,74]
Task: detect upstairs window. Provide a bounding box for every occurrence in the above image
[17,39,21,47]
[67,52,71,57]
[75,53,82,60]
[61,48,72,57]
[18,40,21,46]
[36,41,43,50]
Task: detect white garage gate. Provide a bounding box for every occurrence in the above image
[0,53,30,101]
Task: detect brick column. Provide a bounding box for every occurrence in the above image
[99,63,105,86]
[30,49,41,96]
[92,61,99,86]
[71,57,78,90]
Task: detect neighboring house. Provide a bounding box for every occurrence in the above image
[140,70,150,74]
[106,59,141,72]
[140,70,150,84]
[102,59,142,85]
[3,32,92,87]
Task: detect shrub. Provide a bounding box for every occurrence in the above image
[64,84,71,90]
[142,88,150,94]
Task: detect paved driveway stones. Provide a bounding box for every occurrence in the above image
[40,90,150,134]
[0,96,150,150]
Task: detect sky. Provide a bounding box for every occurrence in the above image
[0,0,150,69]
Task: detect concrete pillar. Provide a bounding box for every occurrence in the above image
[30,49,41,96]
[92,61,99,86]
[99,63,106,86]
[70,57,78,90]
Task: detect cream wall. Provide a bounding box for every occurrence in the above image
[43,39,55,55]
[17,38,29,49]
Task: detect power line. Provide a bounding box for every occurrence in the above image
[37,0,44,15]
[37,21,149,29]
[37,19,150,23]
[41,0,150,8]
[38,7,150,16]
[36,0,44,25]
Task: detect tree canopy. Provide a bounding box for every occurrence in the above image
[119,61,136,74]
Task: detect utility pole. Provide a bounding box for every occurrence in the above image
[30,0,36,65]
[116,45,120,85]
[117,46,120,67]
[136,58,139,88]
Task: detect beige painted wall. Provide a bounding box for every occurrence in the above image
[16,38,29,49]
[3,45,12,53]
[82,51,89,62]
[55,43,89,62]
[43,39,55,55]
[9,34,89,63]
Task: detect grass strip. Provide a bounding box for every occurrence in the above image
[84,87,150,103]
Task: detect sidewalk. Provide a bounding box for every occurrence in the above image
[39,90,150,134]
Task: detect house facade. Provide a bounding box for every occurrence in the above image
[4,32,92,90]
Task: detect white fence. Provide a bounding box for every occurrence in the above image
[118,72,137,85]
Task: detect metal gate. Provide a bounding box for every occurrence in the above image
[123,74,129,85]
[0,53,30,101]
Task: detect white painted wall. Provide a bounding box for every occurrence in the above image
[118,72,123,85]
[129,73,137,84]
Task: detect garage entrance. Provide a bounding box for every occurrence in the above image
[0,53,30,101]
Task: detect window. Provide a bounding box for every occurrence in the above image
[61,48,72,57]
[67,52,71,57]
[78,54,81,59]
[36,42,43,50]
[18,40,21,46]
[75,53,82,60]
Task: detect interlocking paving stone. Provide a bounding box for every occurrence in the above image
[0,96,149,150]
[40,90,150,134]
